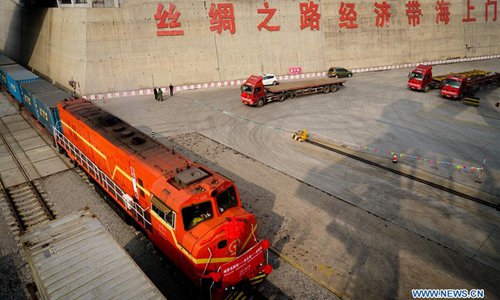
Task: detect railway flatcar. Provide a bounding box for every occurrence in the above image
[21,209,167,300]
[53,98,272,298]
[20,79,60,117]
[0,64,39,102]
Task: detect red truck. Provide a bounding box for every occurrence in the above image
[241,75,345,107]
[440,72,500,99]
[407,65,488,92]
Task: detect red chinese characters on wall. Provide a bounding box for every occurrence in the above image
[374,1,391,28]
[300,1,321,30]
[339,2,358,29]
[485,0,498,22]
[209,3,236,34]
[153,1,499,37]
[154,3,184,36]
[406,1,423,26]
[257,1,280,31]
[463,0,476,22]
[435,0,451,25]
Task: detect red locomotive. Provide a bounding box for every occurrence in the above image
[54,98,272,298]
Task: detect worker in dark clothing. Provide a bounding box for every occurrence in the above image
[154,87,158,101]
[158,88,163,101]
[169,83,174,96]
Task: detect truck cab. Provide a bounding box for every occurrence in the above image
[408,65,433,92]
[241,75,266,107]
[440,75,467,99]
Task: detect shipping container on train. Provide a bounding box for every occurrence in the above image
[21,210,167,300]
[33,89,71,134]
[0,64,23,87]
[54,98,272,299]
[0,64,39,102]
[0,53,16,66]
[20,79,60,117]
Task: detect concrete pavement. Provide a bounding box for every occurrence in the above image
[98,60,500,298]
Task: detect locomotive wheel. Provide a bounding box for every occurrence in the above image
[277,93,286,102]
[256,98,265,107]
[330,84,338,92]
[323,85,331,93]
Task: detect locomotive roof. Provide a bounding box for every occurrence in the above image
[61,98,168,155]
[60,99,221,203]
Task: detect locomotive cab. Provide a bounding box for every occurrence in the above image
[150,167,271,295]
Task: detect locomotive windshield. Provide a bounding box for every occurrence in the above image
[216,186,238,214]
[183,201,213,230]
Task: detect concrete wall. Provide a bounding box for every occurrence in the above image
[1,0,500,95]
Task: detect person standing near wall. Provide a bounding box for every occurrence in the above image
[158,88,163,101]
[169,83,174,96]
[154,87,158,101]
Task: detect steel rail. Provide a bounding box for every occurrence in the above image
[0,130,55,231]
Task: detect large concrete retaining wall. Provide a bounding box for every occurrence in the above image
[1,0,500,95]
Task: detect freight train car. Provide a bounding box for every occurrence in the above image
[20,79,60,117]
[33,89,71,134]
[21,210,167,300]
[0,53,272,298]
[0,53,16,67]
[53,98,272,298]
[0,64,39,102]
[0,64,23,87]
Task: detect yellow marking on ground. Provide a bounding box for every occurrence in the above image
[318,263,335,278]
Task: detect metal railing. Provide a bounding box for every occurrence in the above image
[53,125,151,228]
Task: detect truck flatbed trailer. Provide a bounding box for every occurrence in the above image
[265,78,346,93]
[407,65,489,92]
[431,70,489,83]
[21,210,166,300]
[241,75,346,107]
[441,72,500,99]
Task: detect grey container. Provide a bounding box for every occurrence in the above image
[21,80,60,117]
[33,89,71,134]
[0,54,16,66]
[21,210,167,300]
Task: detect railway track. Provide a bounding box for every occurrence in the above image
[306,139,498,211]
[0,130,56,235]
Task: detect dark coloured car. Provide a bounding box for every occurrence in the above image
[328,67,353,78]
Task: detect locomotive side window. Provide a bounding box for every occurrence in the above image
[138,178,145,197]
[216,186,238,214]
[183,201,213,230]
[151,195,175,228]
